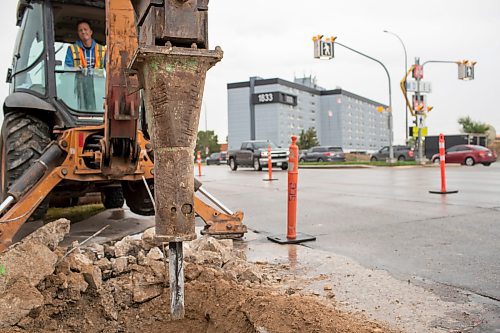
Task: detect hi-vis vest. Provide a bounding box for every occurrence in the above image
[69,43,106,68]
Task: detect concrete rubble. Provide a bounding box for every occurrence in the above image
[0,219,70,327]
[0,222,268,328]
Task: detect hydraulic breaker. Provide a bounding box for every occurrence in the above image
[130,0,222,319]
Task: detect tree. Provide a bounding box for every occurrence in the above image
[195,130,220,159]
[297,128,319,150]
[458,116,490,134]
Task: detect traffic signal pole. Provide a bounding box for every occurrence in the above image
[414,59,475,163]
[334,41,395,163]
[415,58,425,164]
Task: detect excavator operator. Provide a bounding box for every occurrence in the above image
[65,20,106,69]
[64,20,106,111]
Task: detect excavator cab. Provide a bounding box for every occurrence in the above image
[8,0,109,125]
[3,0,137,215]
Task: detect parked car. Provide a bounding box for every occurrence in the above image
[431,144,497,166]
[227,140,289,171]
[206,152,227,165]
[370,145,414,162]
[299,146,345,162]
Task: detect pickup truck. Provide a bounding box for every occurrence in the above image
[227,140,289,171]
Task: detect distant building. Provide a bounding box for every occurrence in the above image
[227,76,390,151]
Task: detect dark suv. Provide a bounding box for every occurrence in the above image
[370,146,415,162]
[299,146,345,162]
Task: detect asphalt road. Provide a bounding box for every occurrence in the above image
[196,162,500,329]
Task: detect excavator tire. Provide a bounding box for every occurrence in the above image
[101,187,125,209]
[122,180,155,216]
[0,112,51,220]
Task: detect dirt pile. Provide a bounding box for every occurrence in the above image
[0,221,395,333]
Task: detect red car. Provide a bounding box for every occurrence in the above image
[432,144,497,166]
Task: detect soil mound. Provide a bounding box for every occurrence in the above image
[0,221,394,333]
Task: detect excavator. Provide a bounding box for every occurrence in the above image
[0,0,246,318]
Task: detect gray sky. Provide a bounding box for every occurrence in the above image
[1,0,499,145]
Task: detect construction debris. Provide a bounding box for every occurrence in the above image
[0,222,392,333]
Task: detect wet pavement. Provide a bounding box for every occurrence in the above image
[45,162,499,332]
[195,162,500,332]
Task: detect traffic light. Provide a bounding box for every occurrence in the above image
[313,35,334,60]
[458,60,476,80]
[320,40,334,59]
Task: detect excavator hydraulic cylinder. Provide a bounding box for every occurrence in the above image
[6,143,65,202]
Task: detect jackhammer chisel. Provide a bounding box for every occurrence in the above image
[130,0,223,319]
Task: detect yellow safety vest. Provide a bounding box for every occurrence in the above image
[69,43,106,69]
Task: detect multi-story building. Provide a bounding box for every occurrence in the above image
[227,76,390,152]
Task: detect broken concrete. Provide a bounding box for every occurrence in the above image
[0,219,70,327]
[0,228,395,333]
[0,278,44,327]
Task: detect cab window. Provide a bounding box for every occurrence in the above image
[12,3,46,95]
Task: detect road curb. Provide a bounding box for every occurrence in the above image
[299,165,374,169]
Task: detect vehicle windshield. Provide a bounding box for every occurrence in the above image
[253,141,278,149]
[472,145,489,151]
[328,147,343,152]
[54,42,106,113]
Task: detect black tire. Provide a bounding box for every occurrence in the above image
[370,156,378,162]
[397,156,406,161]
[433,157,440,164]
[317,158,324,162]
[483,162,491,166]
[122,180,155,216]
[253,158,262,171]
[101,186,125,209]
[464,157,475,166]
[281,162,288,170]
[299,158,305,163]
[1,112,51,220]
[229,158,238,171]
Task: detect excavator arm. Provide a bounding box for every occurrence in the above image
[0,0,246,254]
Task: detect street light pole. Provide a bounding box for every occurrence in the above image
[335,41,394,163]
[384,30,408,143]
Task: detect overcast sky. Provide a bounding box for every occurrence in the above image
[0,0,499,145]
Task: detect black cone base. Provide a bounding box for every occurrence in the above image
[268,233,316,244]
[429,190,459,194]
